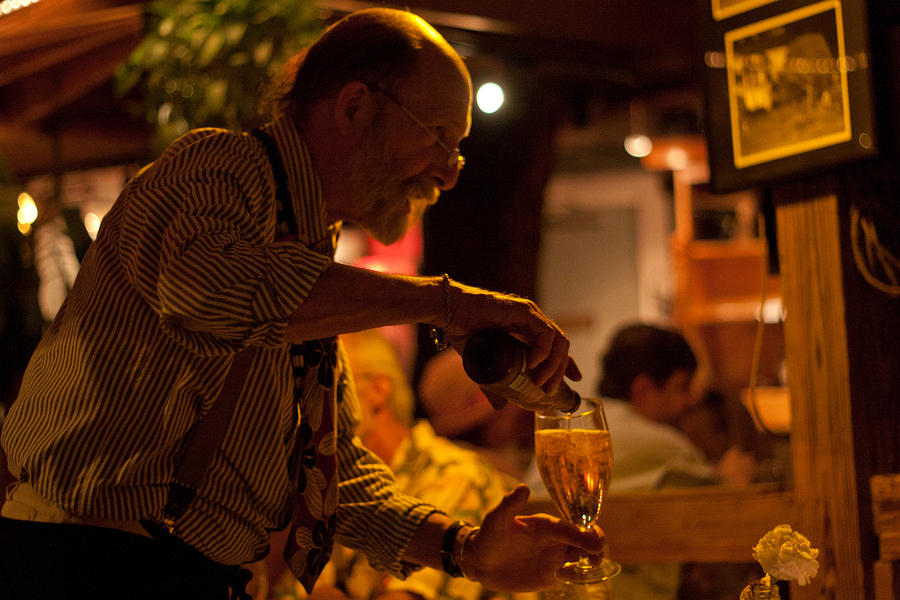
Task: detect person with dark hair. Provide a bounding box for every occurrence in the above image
[597,323,699,428]
[0,9,597,600]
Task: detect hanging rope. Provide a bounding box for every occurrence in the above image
[747,213,776,436]
[850,203,900,297]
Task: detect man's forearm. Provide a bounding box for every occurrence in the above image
[402,512,478,578]
[285,263,446,343]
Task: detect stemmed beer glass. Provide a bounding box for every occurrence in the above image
[534,398,621,584]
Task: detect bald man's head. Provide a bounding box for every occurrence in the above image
[270,8,470,123]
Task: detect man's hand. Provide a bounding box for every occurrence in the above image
[716,445,758,485]
[441,280,582,396]
[460,485,604,592]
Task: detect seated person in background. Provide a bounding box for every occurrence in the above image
[418,350,533,480]
[526,322,756,600]
[286,329,518,600]
[597,324,756,492]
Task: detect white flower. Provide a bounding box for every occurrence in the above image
[752,524,820,585]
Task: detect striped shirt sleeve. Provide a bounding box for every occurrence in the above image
[118,129,332,355]
[333,342,439,578]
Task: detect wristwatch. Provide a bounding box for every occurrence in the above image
[440,521,470,577]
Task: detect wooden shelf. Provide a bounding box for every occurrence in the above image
[669,165,784,397]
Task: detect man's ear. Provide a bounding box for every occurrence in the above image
[629,373,654,402]
[366,373,393,414]
[333,81,376,136]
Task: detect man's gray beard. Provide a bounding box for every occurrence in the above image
[357,172,437,245]
[350,126,438,244]
[365,182,434,245]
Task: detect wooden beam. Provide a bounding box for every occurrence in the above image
[775,190,864,600]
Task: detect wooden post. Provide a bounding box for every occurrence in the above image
[774,186,864,600]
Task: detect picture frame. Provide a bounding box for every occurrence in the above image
[711,0,779,21]
[702,0,878,192]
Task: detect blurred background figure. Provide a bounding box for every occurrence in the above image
[24,176,91,325]
[418,350,534,480]
[266,329,518,600]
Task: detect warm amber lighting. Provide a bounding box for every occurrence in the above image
[704,51,726,69]
[84,212,102,240]
[741,386,790,434]
[0,0,39,16]
[759,297,784,323]
[664,147,689,170]
[17,192,37,235]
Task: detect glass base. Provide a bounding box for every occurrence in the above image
[555,558,621,584]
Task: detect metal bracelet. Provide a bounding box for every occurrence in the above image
[457,525,479,579]
[429,273,455,351]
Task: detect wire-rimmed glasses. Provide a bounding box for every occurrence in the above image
[374,87,465,170]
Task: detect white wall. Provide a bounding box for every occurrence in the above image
[537,169,674,396]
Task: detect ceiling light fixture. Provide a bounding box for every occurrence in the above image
[476,82,504,114]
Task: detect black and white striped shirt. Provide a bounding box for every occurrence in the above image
[2,115,434,575]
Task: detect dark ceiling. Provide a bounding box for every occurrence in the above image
[324,0,704,102]
[0,0,705,179]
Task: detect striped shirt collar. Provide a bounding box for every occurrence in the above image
[259,115,337,249]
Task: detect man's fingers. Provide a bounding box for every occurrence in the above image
[491,484,530,519]
[527,331,570,389]
[565,357,583,382]
[516,515,605,554]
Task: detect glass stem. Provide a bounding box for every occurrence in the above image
[576,525,595,570]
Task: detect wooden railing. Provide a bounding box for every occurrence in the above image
[872,474,900,600]
[530,483,795,565]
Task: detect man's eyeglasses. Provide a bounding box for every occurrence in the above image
[374,87,465,170]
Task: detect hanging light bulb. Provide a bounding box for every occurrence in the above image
[624,134,653,158]
[476,82,504,114]
[624,98,653,158]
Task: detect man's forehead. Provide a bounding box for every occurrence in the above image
[397,55,472,127]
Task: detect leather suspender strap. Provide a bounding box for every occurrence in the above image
[159,128,287,534]
[250,128,293,227]
[162,347,258,533]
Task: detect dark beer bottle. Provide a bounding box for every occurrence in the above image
[462,328,581,413]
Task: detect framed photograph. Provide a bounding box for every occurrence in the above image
[712,0,780,21]
[703,0,878,192]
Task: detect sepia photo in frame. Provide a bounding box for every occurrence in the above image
[703,0,878,192]
[727,1,853,168]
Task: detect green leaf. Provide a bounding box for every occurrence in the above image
[147,40,169,65]
[117,0,324,144]
[198,31,225,66]
[158,17,175,37]
[224,22,247,46]
[206,79,228,113]
[253,39,273,66]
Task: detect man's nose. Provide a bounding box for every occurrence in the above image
[430,160,462,191]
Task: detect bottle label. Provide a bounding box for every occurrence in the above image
[508,372,543,397]
[471,336,580,413]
